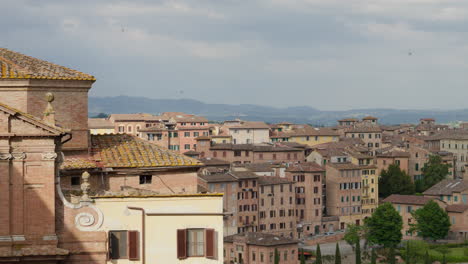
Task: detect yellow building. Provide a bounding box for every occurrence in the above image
[94,193,224,264]
[270,124,339,147]
[347,149,379,218]
[211,135,232,144]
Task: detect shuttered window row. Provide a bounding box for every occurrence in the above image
[109,228,215,260]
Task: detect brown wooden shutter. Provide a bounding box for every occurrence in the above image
[177,229,187,259]
[205,229,215,259]
[108,232,113,260]
[128,231,140,260]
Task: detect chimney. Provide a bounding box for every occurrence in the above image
[43,92,56,126]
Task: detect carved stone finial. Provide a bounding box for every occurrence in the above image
[43,93,56,126]
[46,92,55,103]
[80,171,92,202]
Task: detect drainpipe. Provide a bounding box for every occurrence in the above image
[127,206,146,264]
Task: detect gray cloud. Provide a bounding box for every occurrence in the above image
[1,0,468,110]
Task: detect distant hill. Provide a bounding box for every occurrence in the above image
[89,96,468,126]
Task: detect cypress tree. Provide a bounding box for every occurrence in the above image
[274,248,280,264]
[300,249,306,264]
[355,239,361,264]
[370,248,377,264]
[442,254,447,264]
[316,244,322,264]
[335,243,341,264]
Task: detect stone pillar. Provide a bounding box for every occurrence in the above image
[10,152,26,237]
[0,150,11,237]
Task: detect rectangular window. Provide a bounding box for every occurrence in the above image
[187,229,204,257]
[109,231,128,259]
[234,150,242,157]
[71,176,80,186]
[184,132,190,137]
[185,144,191,150]
[109,230,139,260]
[139,175,152,184]
[194,132,199,137]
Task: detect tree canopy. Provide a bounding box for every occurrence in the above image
[420,155,451,191]
[379,164,415,198]
[344,224,365,251]
[410,200,450,241]
[365,202,403,248]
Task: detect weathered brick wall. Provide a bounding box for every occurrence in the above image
[0,79,93,150]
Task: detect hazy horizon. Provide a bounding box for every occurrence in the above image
[2,0,468,110]
[91,95,468,112]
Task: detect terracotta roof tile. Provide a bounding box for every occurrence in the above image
[286,162,325,172]
[0,101,66,135]
[62,134,202,170]
[383,194,434,205]
[446,204,468,213]
[423,179,468,196]
[0,48,95,81]
[224,232,299,246]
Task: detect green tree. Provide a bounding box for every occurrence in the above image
[93,113,109,118]
[344,224,362,251]
[424,250,431,264]
[365,203,403,248]
[300,249,306,264]
[370,248,377,264]
[389,247,396,264]
[411,200,450,241]
[315,244,322,264]
[421,155,451,190]
[335,243,341,264]
[405,241,411,264]
[379,164,415,198]
[274,248,280,264]
[442,254,447,264]
[355,239,361,264]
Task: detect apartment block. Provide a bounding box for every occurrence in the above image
[258,177,296,238]
[326,163,364,229]
[286,163,325,237]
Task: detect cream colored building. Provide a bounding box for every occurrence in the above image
[88,118,115,135]
[94,193,224,264]
[225,121,270,144]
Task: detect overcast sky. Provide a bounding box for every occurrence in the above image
[1,0,468,110]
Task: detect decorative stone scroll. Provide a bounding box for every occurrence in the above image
[42,152,58,160]
[0,153,12,160]
[56,168,103,232]
[12,152,26,160]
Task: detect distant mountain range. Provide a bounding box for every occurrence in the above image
[89,96,468,126]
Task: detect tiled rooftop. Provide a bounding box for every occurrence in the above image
[0,48,95,81]
[423,179,468,196]
[224,232,299,246]
[0,101,65,135]
[383,194,434,205]
[286,162,325,172]
[61,134,202,170]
